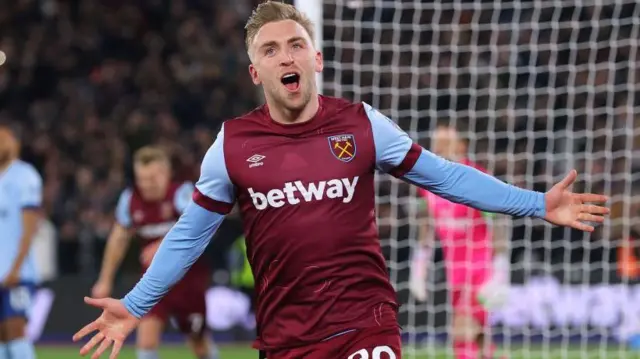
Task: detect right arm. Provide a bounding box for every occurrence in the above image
[97,224,132,286]
[97,190,134,286]
[122,125,236,318]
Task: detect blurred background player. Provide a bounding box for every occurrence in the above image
[410,122,511,359]
[0,125,42,359]
[91,146,219,359]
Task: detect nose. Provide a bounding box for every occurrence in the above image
[279,50,294,66]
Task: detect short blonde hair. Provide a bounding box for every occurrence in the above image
[133,146,170,166]
[244,1,315,51]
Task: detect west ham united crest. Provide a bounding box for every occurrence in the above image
[328,134,356,162]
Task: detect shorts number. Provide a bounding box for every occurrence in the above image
[348,346,396,359]
[9,287,31,311]
[189,313,204,333]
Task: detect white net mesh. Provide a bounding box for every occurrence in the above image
[319,1,640,358]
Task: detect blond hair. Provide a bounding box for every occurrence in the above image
[244,1,315,51]
[133,146,170,166]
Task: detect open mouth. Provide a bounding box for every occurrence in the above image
[281,72,301,92]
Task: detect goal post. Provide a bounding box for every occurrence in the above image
[293,0,323,94]
[303,0,640,358]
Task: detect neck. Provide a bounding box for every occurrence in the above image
[0,158,13,173]
[266,93,320,125]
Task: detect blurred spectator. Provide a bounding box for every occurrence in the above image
[0,1,264,275]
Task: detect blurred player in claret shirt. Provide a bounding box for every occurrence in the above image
[73,2,609,359]
[410,122,511,359]
[91,146,219,359]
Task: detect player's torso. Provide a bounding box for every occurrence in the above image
[0,161,38,281]
[223,97,397,348]
[128,182,182,245]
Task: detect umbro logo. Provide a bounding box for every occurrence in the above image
[247,154,265,168]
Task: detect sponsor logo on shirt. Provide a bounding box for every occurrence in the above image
[248,177,359,210]
[137,221,176,238]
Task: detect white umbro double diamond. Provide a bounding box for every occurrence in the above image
[247,154,265,168]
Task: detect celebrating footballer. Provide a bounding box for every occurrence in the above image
[73,2,610,359]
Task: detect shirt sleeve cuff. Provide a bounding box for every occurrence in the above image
[121,296,144,319]
[192,188,234,214]
[533,191,546,218]
[389,143,422,178]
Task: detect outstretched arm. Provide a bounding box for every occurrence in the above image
[121,205,225,317]
[364,103,608,230]
[122,125,236,318]
[74,126,236,359]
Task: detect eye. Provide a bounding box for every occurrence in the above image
[265,47,275,56]
[292,43,303,49]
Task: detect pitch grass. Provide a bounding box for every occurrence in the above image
[36,344,636,358]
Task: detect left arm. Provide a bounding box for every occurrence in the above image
[365,103,608,231]
[364,103,545,218]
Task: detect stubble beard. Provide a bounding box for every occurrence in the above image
[275,84,310,113]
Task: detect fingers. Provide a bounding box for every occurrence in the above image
[80,332,104,356]
[558,169,578,189]
[578,193,609,203]
[578,213,605,223]
[581,204,610,215]
[73,321,98,342]
[110,340,123,359]
[571,220,595,232]
[92,337,113,359]
[85,296,108,309]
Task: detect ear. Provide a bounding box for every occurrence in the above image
[457,140,468,156]
[249,64,261,85]
[314,50,324,73]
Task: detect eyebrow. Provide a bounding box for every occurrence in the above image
[258,36,306,51]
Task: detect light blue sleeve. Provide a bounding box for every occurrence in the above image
[174,182,195,214]
[404,149,546,217]
[121,127,233,318]
[363,103,413,172]
[115,189,133,228]
[18,163,43,209]
[364,103,546,218]
[121,203,224,318]
[192,124,236,213]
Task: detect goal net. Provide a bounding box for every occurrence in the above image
[302,0,640,358]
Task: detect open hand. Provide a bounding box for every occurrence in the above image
[544,170,609,232]
[73,297,139,359]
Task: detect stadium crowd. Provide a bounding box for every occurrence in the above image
[0,1,639,281]
[0,0,266,276]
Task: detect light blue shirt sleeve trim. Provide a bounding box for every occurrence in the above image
[195,124,236,204]
[115,189,133,228]
[174,182,195,214]
[403,148,546,218]
[122,202,224,318]
[363,102,413,173]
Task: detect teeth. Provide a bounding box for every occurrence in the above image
[283,73,297,79]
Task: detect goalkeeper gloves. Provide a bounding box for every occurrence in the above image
[477,253,510,310]
[409,245,432,302]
